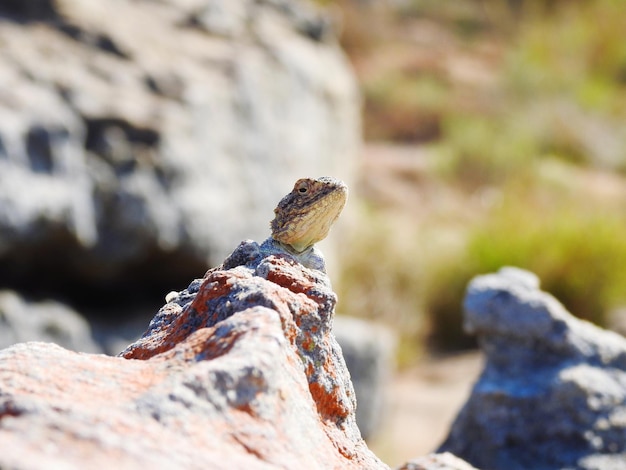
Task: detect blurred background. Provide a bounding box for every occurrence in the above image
[1,0,625,466]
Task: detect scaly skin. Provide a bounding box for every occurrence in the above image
[271,177,348,254]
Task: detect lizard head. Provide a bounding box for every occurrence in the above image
[270,176,348,254]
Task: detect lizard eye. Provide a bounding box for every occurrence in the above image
[296,182,309,194]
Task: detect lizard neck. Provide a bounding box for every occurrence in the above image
[274,239,313,255]
[261,237,327,273]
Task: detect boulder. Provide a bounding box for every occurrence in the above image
[396,452,478,470]
[0,290,101,353]
[333,315,396,440]
[0,0,359,300]
[439,267,626,470]
[0,238,387,469]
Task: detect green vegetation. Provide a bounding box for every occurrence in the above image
[336,208,431,363]
[333,0,626,354]
[364,73,449,142]
[426,180,626,349]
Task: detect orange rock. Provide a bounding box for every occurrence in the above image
[0,239,387,469]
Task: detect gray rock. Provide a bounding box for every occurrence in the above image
[0,290,101,353]
[0,236,388,469]
[396,452,479,470]
[0,0,359,293]
[439,267,626,470]
[607,306,626,338]
[333,315,396,440]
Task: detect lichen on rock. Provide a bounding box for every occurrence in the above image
[0,238,388,469]
[122,238,362,432]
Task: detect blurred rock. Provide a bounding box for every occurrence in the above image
[0,237,386,469]
[397,452,478,470]
[0,0,359,301]
[607,306,626,338]
[333,315,396,440]
[0,290,101,353]
[439,267,626,470]
[91,313,154,356]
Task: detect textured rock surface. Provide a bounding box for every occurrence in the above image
[0,238,387,469]
[333,315,396,440]
[0,0,359,297]
[439,267,626,470]
[396,453,478,470]
[0,290,101,353]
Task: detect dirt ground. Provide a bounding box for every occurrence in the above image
[370,351,484,468]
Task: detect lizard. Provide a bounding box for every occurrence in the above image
[267,176,348,272]
[165,177,347,302]
[271,176,348,255]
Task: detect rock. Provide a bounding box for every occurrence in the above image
[607,306,626,338]
[439,267,626,470]
[396,452,479,470]
[90,313,155,356]
[0,0,359,302]
[0,238,387,469]
[0,290,101,353]
[333,315,396,440]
